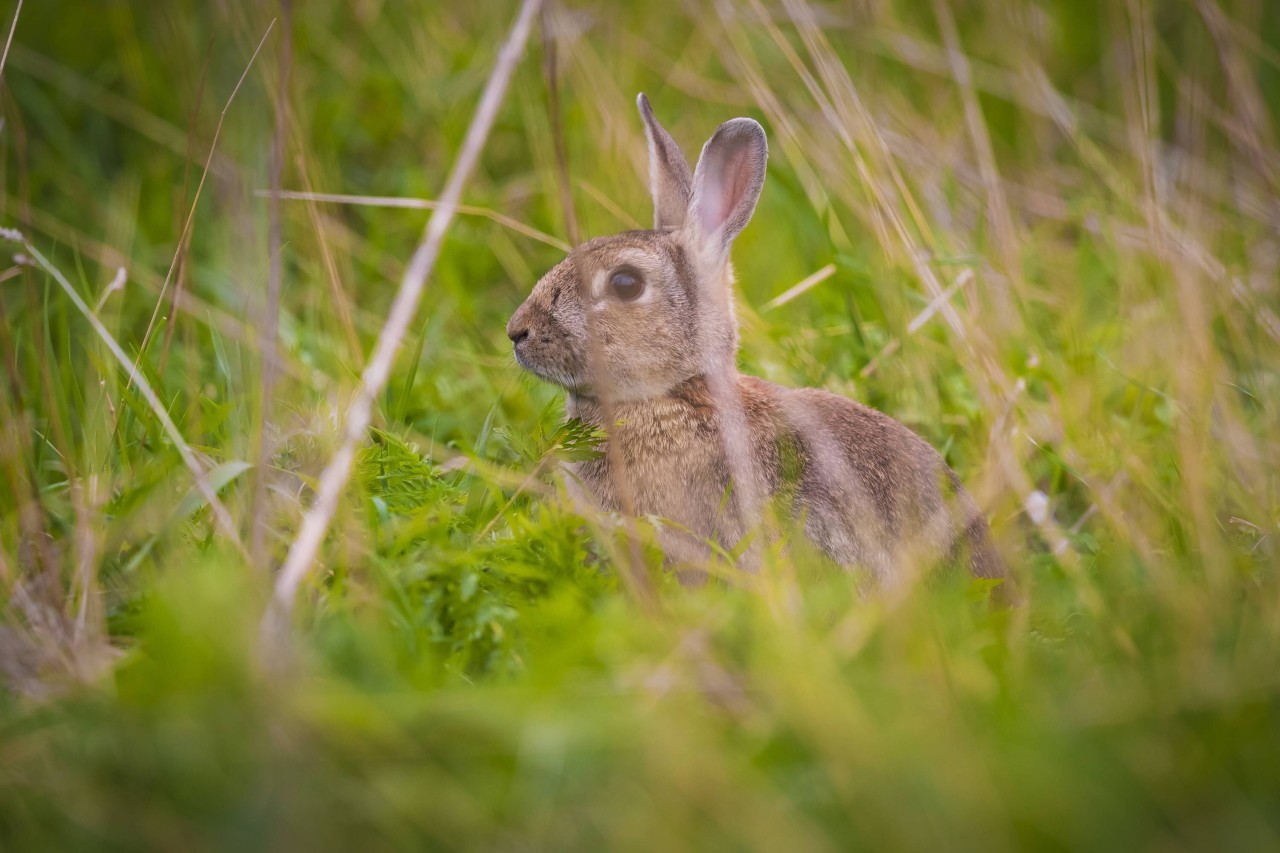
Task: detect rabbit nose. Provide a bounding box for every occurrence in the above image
[507,301,533,344]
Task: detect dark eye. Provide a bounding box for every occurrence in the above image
[609,267,645,301]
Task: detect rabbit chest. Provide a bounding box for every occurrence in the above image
[565,377,783,548]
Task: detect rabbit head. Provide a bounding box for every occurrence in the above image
[506,94,767,402]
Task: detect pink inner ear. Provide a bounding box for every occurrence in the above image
[699,151,750,238]
[692,117,767,248]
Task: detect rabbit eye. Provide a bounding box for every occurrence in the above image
[608,267,645,302]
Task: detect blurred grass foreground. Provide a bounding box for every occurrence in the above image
[2,0,1279,849]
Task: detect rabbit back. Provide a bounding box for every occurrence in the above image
[749,377,1004,583]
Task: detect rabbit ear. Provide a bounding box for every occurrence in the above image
[637,93,693,229]
[688,117,767,260]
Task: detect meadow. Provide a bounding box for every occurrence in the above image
[1,0,1278,849]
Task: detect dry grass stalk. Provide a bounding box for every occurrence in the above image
[250,2,293,565]
[125,19,277,399]
[761,263,837,312]
[860,268,975,378]
[156,36,215,377]
[0,0,23,87]
[287,150,364,361]
[932,0,1018,320]
[579,276,658,610]
[258,189,571,252]
[541,3,581,247]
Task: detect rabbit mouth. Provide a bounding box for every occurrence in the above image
[513,344,586,393]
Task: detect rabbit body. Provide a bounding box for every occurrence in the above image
[507,95,1004,583]
[566,373,1001,581]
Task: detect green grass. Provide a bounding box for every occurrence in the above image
[2,0,1279,849]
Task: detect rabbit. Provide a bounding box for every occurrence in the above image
[506,93,1005,588]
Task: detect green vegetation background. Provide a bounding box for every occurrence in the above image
[1,0,1278,849]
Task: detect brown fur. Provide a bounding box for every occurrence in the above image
[506,95,1006,587]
